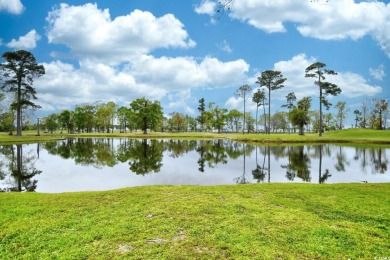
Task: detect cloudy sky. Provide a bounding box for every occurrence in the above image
[0,0,389,125]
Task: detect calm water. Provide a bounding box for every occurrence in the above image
[1,138,389,193]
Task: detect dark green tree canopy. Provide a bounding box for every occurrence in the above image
[289,96,312,136]
[256,70,286,134]
[257,70,286,91]
[305,62,341,136]
[130,97,163,134]
[0,50,45,136]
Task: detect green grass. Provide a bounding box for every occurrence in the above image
[1,184,389,259]
[0,131,63,144]
[1,128,390,144]
[59,128,390,145]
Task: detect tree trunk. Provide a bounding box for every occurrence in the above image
[319,82,323,137]
[16,80,22,136]
[268,88,271,135]
[299,123,305,136]
[255,105,258,133]
[143,116,147,134]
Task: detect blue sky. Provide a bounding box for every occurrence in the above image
[0,0,389,126]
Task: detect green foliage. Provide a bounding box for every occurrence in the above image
[226,109,242,133]
[130,98,163,134]
[335,101,349,130]
[236,85,252,134]
[211,105,228,133]
[43,114,59,133]
[95,102,116,133]
[73,103,97,133]
[252,88,267,132]
[0,50,45,136]
[0,109,15,134]
[305,62,341,136]
[290,97,312,136]
[117,106,130,133]
[372,99,388,130]
[186,116,197,132]
[256,70,287,134]
[353,109,361,128]
[271,111,289,132]
[168,112,187,132]
[244,112,255,133]
[58,110,73,133]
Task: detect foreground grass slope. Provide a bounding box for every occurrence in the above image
[1,184,389,259]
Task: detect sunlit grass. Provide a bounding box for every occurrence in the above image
[0,131,63,144]
[1,128,390,144]
[64,128,390,144]
[1,184,389,259]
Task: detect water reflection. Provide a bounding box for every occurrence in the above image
[0,144,41,192]
[0,139,389,192]
[282,146,311,182]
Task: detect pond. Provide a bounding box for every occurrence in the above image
[1,138,389,193]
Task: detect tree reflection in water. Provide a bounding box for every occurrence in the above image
[252,146,269,183]
[234,143,255,184]
[316,145,332,184]
[334,146,350,172]
[354,147,388,175]
[0,144,41,192]
[42,139,390,180]
[281,146,311,182]
[7,139,386,187]
[128,139,164,175]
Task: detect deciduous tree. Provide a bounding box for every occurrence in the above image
[335,101,349,130]
[373,99,388,130]
[117,106,130,133]
[130,98,163,134]
[289,97,312,136]
[226,109,242,132]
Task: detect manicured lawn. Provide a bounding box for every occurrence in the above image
[42,128,390,145]
[1,184,389,259]
[1,128,390,144]
[0,131,63,144]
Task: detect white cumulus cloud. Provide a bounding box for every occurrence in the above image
[271,54,382,100]
[6,30,41,50]
[196,0,390,58]
[129,55,249,90]
[46,3,196,64]
[35,55,250,112]
[0,0,24,14]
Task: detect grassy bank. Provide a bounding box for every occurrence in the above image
[1,128,390,144]
[0,131,63,144]
[1,129,390,145]
[1,184,389,259]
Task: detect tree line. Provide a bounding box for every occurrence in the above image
[1,50,388,136]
